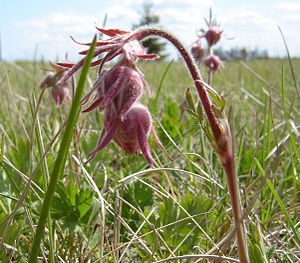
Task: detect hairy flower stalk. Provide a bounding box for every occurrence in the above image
[57,26,248,262]
[135,27,249,262]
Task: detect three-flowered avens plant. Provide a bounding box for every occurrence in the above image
[40,62,72,107]
[55,26,249,262]
[58,28,171,167]
[191,11,224,84]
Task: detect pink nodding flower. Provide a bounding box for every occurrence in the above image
[56,27,170,166]
[205,26,223,47]
[204,55,224,73]
[191,39,205,62]
[56,27,156,85]
[86,102,171,167]
[40,62,72,107]
[50,86,72,108]
[82,61,150,121]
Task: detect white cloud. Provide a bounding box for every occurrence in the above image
[273,1,300,11]
[15,12,97,33]
[159,7,205,25]
[6,1,300,61]
[153,0,211,5]
[104,6,139,22]
[219,8,275,29]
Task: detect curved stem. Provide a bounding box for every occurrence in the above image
[136,28,222,141]
[135,27,249,262]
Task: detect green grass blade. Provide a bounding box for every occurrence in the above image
[254,158,300,247]
[278,26,299,96]
[29,35,97,262]
[288,125,300,160]
[0,133,4,165]
[236,131,244,175]
[152,60,173,113]
[281,64,299,160]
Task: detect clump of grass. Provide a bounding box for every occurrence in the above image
[0,29,299,263]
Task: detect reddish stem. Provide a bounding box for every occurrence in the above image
[135,28,222,141]
[223,157,249,263]
[135,27,249,262]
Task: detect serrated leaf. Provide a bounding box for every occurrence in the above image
[68,180,77,207]
[76,189,93,218]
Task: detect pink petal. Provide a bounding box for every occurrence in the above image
[56,62,74,68]
[96,27,130,37]
[87,120,118,160]
[119,87,142,121]
[137,120,154,167]
[82,97,102,113]
[99,71,127,107]
[137,54,157,60]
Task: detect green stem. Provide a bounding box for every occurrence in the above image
[28,35,97,262]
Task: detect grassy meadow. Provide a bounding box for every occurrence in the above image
[0,57,299,262]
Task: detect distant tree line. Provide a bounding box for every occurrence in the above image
[213,46,269,61]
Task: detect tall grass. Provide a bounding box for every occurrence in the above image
[0,57,299,262]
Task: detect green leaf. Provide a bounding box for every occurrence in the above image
[206,86,222,106]
[76,188,93,218]
[0,133,4,165]
[29,35,97,262]
[68,180,77,207]
[185,87,196,113]
[196,102,204,122]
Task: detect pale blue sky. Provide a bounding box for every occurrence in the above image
[1,0,300,61]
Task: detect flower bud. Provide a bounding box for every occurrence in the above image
[205,26,223,47]
[191,39,205,62]
[40,63,72,107]
[51,86,72,108]
[204,55,224,73]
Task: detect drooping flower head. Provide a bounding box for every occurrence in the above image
[40,62,72,107]
[204,26,223,47]
[191,38,205,63]
[204,55,224,73]
[56,27,171,166]
[191,10,224,77]
[82,61,149,121]
[86,102,171,167]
